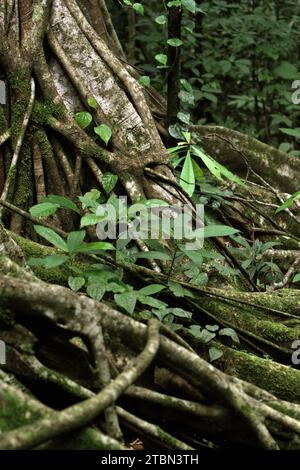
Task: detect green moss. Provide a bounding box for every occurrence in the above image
[256,320,296,344]
[224,348,300,402]
[8,71,31,146]
[0,393,41,433]
[13,141,33,208]
[10,233,90,285]
[32,100,64,126]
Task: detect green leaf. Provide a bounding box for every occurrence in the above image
[167,38,183,47]
[168,280,194,298]
[75,241,115,254]
[102,172,118,193]
[204,225,239,238]
[182,0,196,14]
[274,61,298,79]
[276,191,300,213]
[188,325,202,338]
[138,284,165,295]
[219,328,240,344]
[155,15,167,25]
[209,347,223,362]
[279,128,300,139]
[80,214,104,228]
[34,225,68,252]
[191,145,244,185]
[138,75,151,87]
[68,276,85,292]
[115,292,137,314]
[183,250,203,267]
[155,54,167,65]
[167,0,181,6]
[293,273,300,283]
[75,111,93,129]
[27,257,48,267]
[30,202,60,218]
[177,111,190,124]
[42,195,81,214]
[180,151,195,196]
[87,97,97,108]
[182,131,191,143]
[87,283,106,301]
[201,329,216,343]
[94,124,112,145]
[180,79,193,93]
[43,254,69,268]
[206,324,219,332]
[170,308,192,319]
[133,3,144,15]
[137,294,167,309]
[67,230,86,254]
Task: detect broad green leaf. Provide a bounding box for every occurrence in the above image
[201,329,216,343]
[183,250,203,267]
[274,61,298,79]
[206,324,219,332]
[170,308,193,319]
[68,276,85,292]
[94,124,112,145]
[188,325,202,338]
[87,97,97,108]
[180,151,195,196]
[167,0,181,6]
[293,273,300,283]
[219,327,240,343]
[182,0,196,14]
[182,131,191,143]
[80,214,104,228]
[43,254,69,268]
[192,160,204,181]
[155,54,167,65]
[155,15,167,25]
[177,111,190,124]
[133,3,144,15]
[67,230,86,254]
[87,283,106,301]
[27,257,48,267]
[138,284,165,295]
[115,292,137,314]
[84,189,101,200]
[75,111,93,129]
[137,294,167,309]
[204,225,239,238]
[276,191,300,213]
[102,172,118,193]
[34,225,68,252]
[75,241,115,254]
[168,280,194,298]
[42,195,81,214]
[180,79,193,93]
[30,203,60,218]
[191,145,244,185]
[279,128,300,139]
[167,38,183,47]
[138,75,151,87]
[209,347,223,362]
